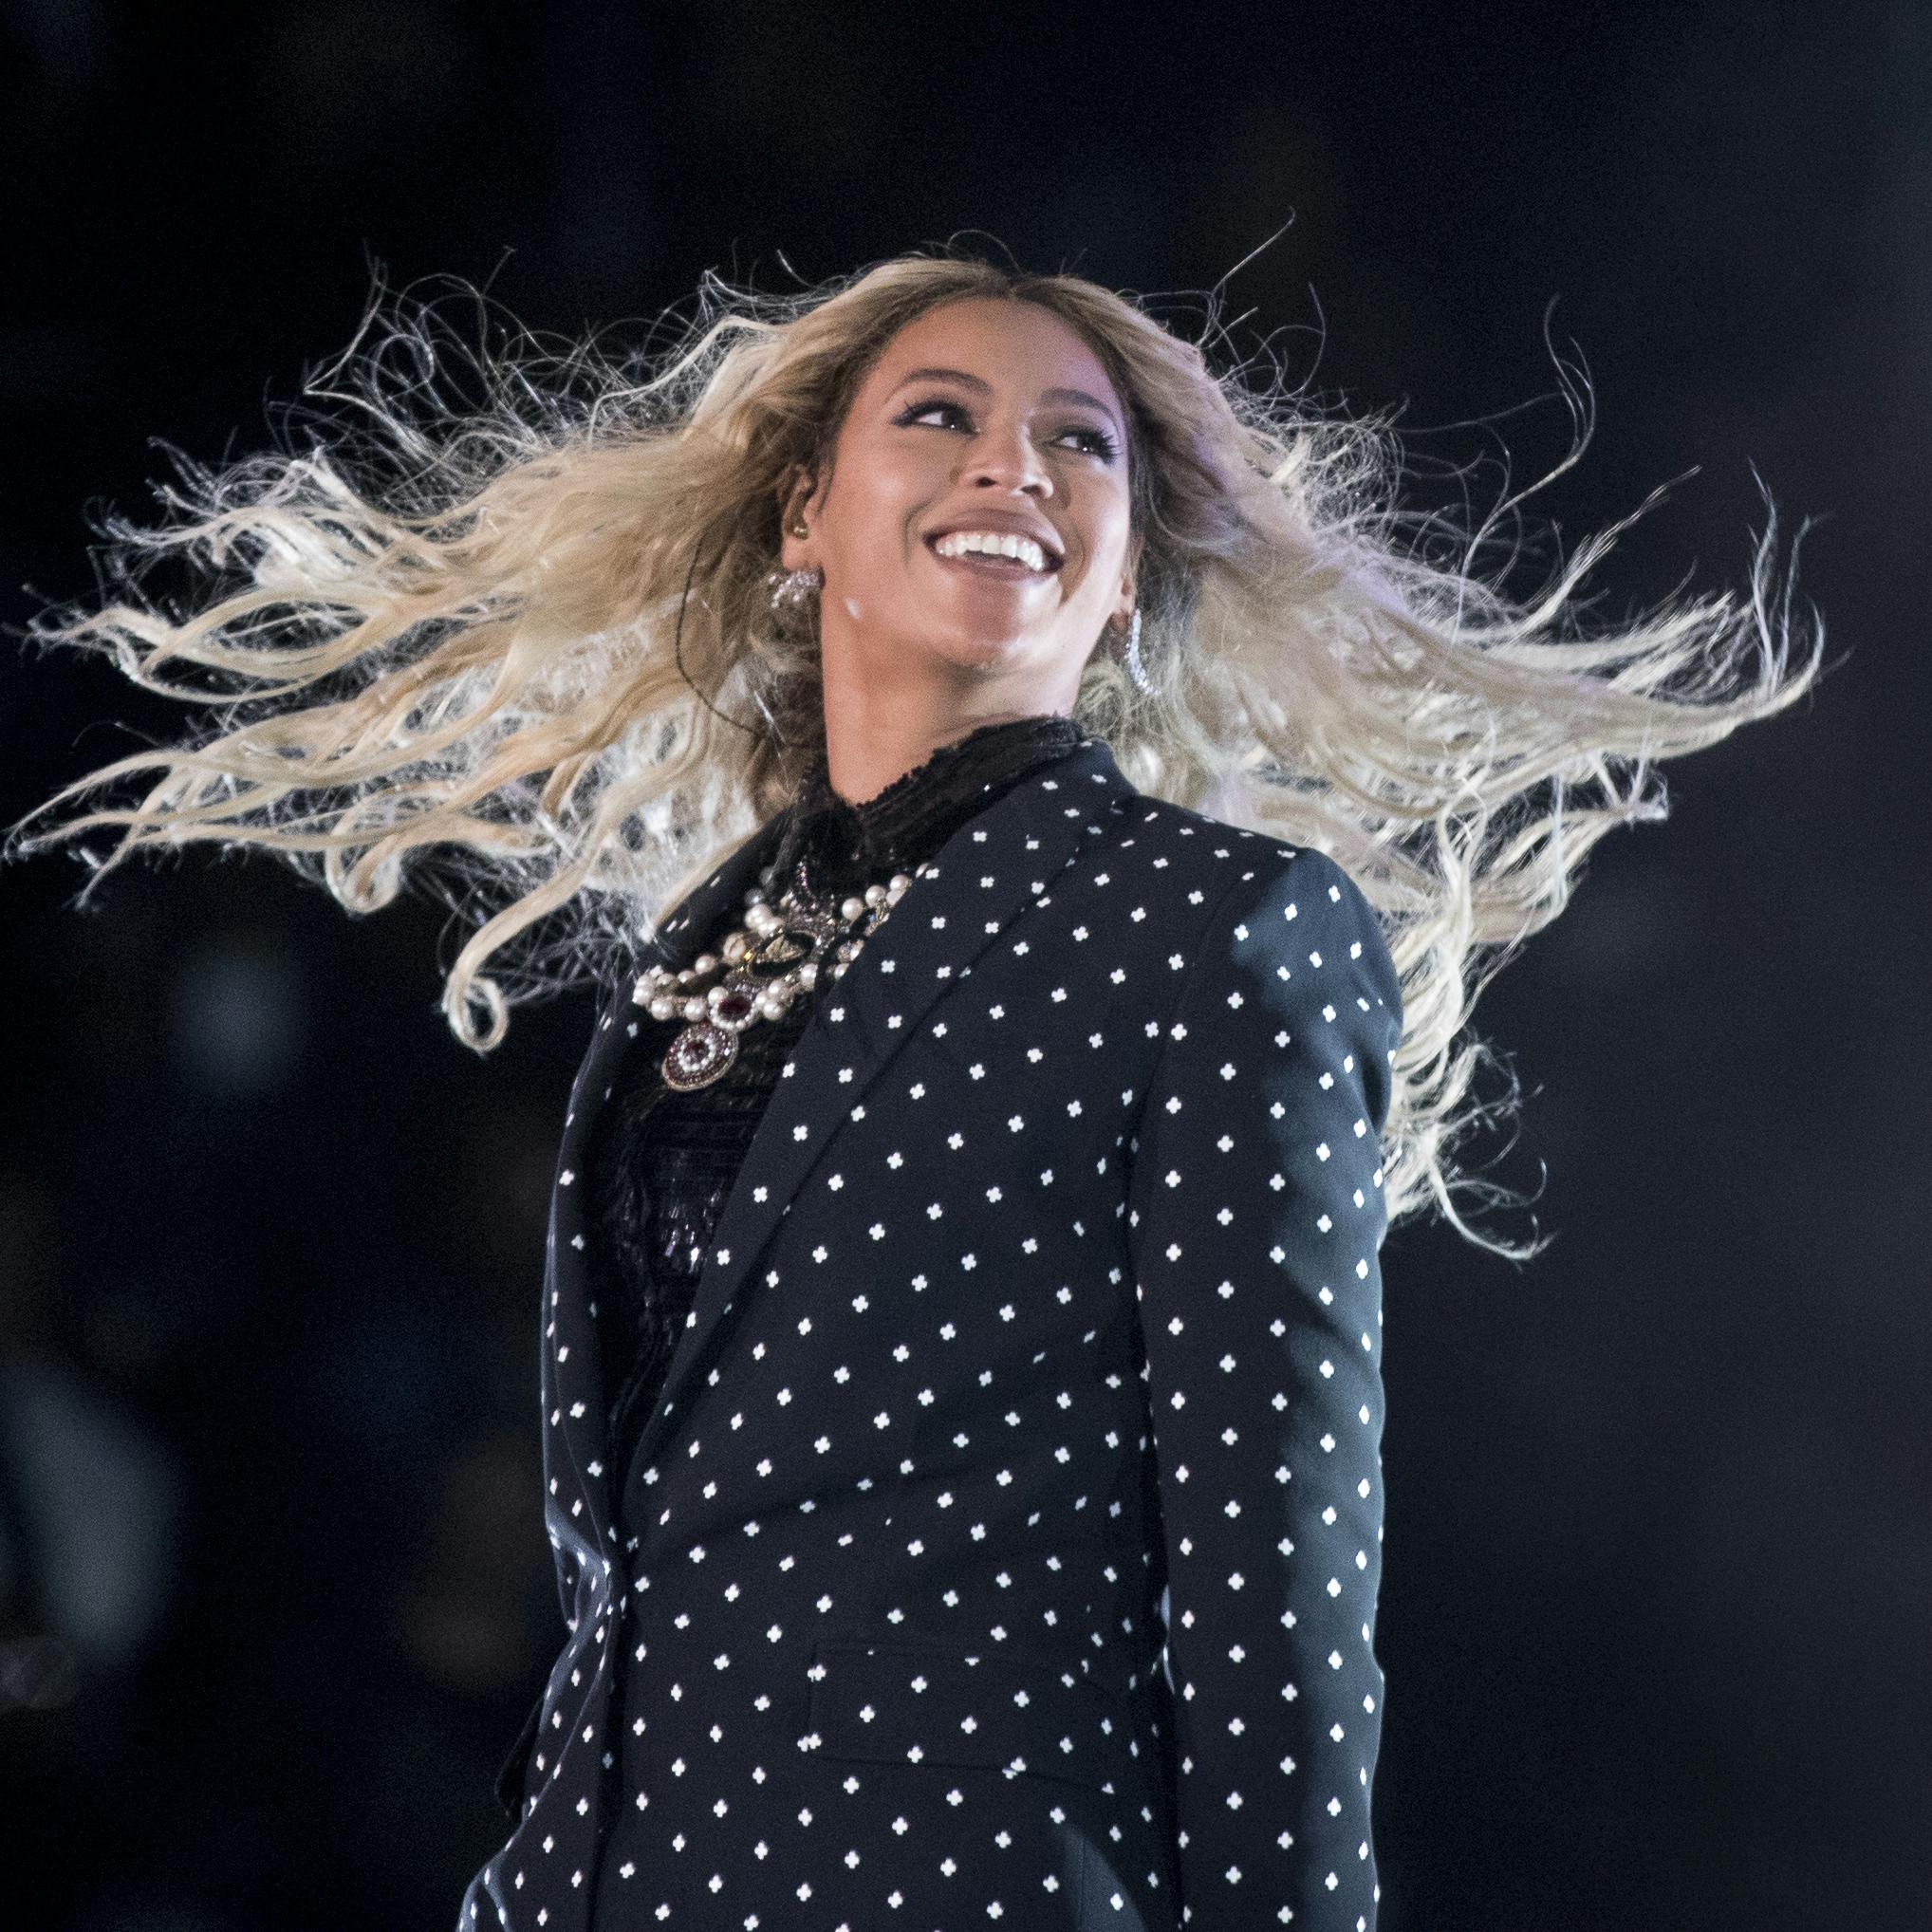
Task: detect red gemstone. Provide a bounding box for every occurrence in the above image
[661,1021,737,1091]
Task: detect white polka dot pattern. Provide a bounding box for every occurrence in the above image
[1125,841,1397,1926]
[460,737,1403,1932]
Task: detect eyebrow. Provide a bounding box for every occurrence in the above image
[890,366,1124,432]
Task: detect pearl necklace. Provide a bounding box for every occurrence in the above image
[633,855,921,1091]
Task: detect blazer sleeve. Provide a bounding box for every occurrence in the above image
[1126,844,1403,1930]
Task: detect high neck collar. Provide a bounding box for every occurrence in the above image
[770,715,1087,891]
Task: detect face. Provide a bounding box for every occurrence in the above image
[781,296,1138,712]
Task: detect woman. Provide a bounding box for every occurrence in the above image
[15,252,1821,1929]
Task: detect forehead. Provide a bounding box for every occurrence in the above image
[861,297,1122,409]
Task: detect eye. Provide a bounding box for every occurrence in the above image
[893,396,1120,464]
[1056,423,1120,462]
[896,397,975,432]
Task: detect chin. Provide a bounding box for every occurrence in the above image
[958,642,1038,683]
[897,626,1017,676]
[847,615,1050,687]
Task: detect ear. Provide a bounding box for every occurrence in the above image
[778,464,825,573]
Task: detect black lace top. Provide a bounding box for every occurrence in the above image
[585,714,1088,1487]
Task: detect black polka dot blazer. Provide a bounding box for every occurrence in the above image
[464,735,1403,1932]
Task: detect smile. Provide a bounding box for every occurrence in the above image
[927,530,1057,576]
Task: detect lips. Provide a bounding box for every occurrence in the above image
[924,538,1054,584]
[923,514,1065,572]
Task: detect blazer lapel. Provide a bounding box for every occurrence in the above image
[628,737,1138,1480]
[546,815,790,1552]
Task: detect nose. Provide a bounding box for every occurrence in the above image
[962,421,1053,498]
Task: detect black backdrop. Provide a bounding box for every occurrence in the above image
[3,4,1927,1928]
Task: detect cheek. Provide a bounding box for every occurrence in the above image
[1073,489,1133,587]
[830,453,938,568]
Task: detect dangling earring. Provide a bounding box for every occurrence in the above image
[1118,607,1153,697]
[768,518,823,644]
[672,529,799,749]
[767,567,823,640]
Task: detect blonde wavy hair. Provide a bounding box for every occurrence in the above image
[11,251,1826,1258]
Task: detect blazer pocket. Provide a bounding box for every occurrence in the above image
[808,1639,1137,1797]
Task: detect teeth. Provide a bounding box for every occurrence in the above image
[934,530,1050,572]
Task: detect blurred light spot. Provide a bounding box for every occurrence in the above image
[166,938,307,1096]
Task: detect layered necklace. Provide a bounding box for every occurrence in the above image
[633,717,1084,1094]
[633,852,921,1092]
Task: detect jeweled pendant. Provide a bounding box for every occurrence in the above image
[753,929,808,965]
[661,1018,739,1091]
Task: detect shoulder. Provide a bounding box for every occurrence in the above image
[1099,793,1397,1008]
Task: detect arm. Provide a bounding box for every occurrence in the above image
[1127,845,1402,1929]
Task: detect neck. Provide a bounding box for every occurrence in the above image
[822,689,1074,807]
[774,712,1084,896]
[815,594,1095,804]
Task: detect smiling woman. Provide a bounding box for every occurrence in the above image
[9,247,1821,1931]
[777,298,1140,801]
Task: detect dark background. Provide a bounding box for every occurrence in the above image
[3,3,1927,1927]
